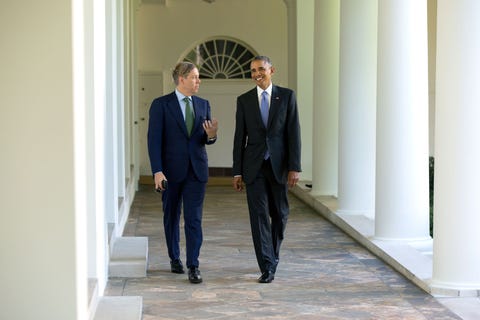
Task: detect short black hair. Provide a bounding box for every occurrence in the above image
[252,55,272,67]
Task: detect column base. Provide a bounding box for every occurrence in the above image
[430,281,480,297]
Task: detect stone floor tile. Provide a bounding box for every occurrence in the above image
[105,185,462,320]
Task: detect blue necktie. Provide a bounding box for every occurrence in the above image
[260,91,270,159]
[260,91,269,127]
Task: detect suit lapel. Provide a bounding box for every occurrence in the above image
[166,92,189,136]
[247,88,265,129]
[267,86,281,129]
[191,96,203,134]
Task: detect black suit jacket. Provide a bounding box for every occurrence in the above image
[232,85,301,184]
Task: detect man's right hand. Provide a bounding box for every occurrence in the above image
[233,176,244,192]
[154,172,167,191]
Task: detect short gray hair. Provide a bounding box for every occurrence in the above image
[172,62,197,85]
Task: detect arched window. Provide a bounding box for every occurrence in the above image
[183,37,257,79]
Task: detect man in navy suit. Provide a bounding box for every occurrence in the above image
[148,62,218,284]
[233,56,301,283]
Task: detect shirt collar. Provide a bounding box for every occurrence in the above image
[175,89,190,101]
[257,84,273,97]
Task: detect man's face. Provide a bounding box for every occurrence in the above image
[179,67,201,96]
[250,59,275,90]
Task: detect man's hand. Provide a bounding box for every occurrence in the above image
[287,171,300,188]
[154,172,167,191]
[233,176,244,192]
[203,118,218,139]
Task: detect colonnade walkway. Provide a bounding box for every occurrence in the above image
[106,184,465,319]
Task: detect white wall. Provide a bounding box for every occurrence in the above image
[0,1,81,319]
[199,80,255,168]
[137,0,288,78]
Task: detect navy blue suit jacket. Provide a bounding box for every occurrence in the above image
[233,85,301,184]
[148,91,215,183]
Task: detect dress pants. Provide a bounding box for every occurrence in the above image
[162,163,205,268]
[246,159,289,273]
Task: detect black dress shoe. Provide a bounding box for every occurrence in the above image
[258,270,275,283]
[188,267,203,284]
[170,259,185,274]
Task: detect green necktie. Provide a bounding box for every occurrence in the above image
[183,97,194,136]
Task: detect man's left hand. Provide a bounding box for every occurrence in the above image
[287,171,300,188]
[203,118,218,139]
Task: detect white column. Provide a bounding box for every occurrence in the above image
[93,0,108,290]
[72,0,89,316]
[116,0,126,201]
[431,0,480,296]
[311,0,340,196]
[284,0,297,93]
[296,0,314,180]
[82,0,101,303]
[128,0,140,187]
[337,0,377,219]
[123,0,132,185]
[105,0,118,224]
[375,1,430,242]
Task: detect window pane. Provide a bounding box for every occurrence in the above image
[183,38,256,79]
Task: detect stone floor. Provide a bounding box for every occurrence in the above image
[106,185,463,320]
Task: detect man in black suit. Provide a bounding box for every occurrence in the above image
[148,62,218,284]
[232,56,301,283]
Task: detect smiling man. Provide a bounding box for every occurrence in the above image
[232,55,301,283]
